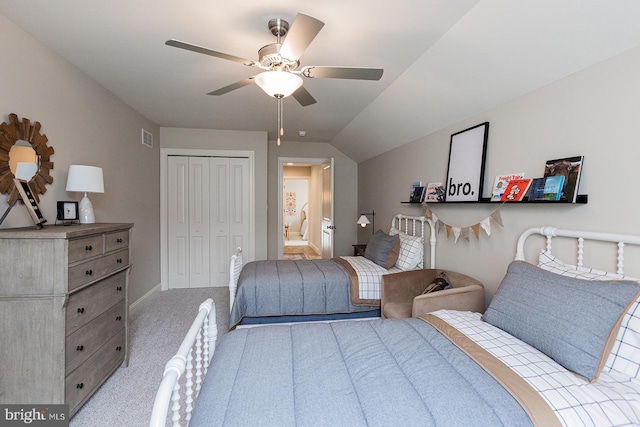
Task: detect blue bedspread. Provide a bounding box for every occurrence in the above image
[229,259,378,328]
[191,318,536,426]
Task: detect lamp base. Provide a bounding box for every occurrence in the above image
[79,193,96,224]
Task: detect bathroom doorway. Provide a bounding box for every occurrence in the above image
[279,158,332,260]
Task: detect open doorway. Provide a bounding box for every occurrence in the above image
[278,158,333,260]
[283,176,318,259]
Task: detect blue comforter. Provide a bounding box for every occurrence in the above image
[229,259,378,328]
[191,318,535,426]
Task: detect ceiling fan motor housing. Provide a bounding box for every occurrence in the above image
[258,43,299,70]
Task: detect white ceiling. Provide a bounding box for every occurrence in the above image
[2,1,640,162]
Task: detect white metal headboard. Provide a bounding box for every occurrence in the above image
[515,226,640,275]
[391,214,436,268]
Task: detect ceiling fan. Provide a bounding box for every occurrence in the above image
[166,13,383,143]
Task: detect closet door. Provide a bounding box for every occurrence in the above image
[167,156,190,288]
[168,155,250,289]
[210,157,250,284]
[168,157,211,288]
[188,157,211,288]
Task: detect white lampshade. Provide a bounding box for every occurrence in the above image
[254,71,303,98]
[66,165,104,224]
[357,215,370,227]
[66,165,104,193]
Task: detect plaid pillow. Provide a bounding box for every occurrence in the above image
[389,227,423,270]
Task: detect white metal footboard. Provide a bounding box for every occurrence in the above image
[228,247,243,312]
[150,299,217,427]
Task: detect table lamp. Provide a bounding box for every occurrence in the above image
[66,165,104,224]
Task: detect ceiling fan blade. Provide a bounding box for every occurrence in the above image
[292,86,317,106]
[301,66,384,80]
[279,13,324,61]
[166,39,256,66]
[207,78,255,96]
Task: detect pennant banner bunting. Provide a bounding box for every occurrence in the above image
[424,204,504,244]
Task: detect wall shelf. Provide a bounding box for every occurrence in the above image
[402,194,588,204]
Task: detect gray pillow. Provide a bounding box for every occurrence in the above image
[482,261,640,381]
[364,230,400,269]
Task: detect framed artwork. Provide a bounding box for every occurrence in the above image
[14,178,47,228]
[445,122,489,201]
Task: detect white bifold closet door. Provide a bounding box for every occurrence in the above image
[167,156,250,288]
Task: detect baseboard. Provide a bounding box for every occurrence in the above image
[129,283,161,317]
[310,242,321,254]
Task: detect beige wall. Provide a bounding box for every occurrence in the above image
[159,127,268,261]
[0,14,161,304]
[268,141,358,259]
[359,44,640,305]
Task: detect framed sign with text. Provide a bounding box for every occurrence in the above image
[445,122,489,202]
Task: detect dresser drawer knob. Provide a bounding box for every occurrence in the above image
[76,345,84,352]
[85,245,92,251]
[116,346,122,351]
[116,238,123,243]
[116,258,123,264]
[116,316,122,321]
[77,307,85,314]
[76,383,84,389]
[85,269,93,276]
[116,286,122,291]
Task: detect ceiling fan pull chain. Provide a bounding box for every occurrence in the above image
[280,97,284,137]
[277,96,282,145]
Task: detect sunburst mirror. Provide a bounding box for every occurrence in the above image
[0,113,54,204]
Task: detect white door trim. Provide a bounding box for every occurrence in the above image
[161,148,255,291]
[277,157,331,259]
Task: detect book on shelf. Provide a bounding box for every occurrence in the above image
[410,181,422,200]
[543,156,584,202]
[500,178,532,202]
[542,175,565,201]
[425,182,444,202]
[490,173,525,201]
[526,177,547,201]
[410,186,425,203]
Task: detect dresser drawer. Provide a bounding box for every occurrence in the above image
[66,271,127,336]
[66,300,125,373]
[68,248,129,291]
[68,235,104,264]
[105,230,129,253]
[66,331,125,414]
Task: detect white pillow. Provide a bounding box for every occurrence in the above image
[389,227,423,270]
[538,250,640,379]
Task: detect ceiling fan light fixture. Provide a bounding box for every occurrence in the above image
[254,71,303,98]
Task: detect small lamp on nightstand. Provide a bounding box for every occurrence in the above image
[66,165,104,224]
[357,210,375,234]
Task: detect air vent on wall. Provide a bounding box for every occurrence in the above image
[142,128,153,148]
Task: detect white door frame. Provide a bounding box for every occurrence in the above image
[161,148,255,291]
[278,157,332,259]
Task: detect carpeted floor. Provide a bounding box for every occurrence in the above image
[70,287,229,427]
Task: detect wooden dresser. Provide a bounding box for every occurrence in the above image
[0,223,133,415]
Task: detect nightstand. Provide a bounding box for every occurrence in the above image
[352,244,367,256]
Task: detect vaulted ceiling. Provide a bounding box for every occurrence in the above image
[2,1,640,162]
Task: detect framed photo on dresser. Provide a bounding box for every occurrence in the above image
[13,178,47,228]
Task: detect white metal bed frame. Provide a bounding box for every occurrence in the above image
[515,226,640,275]
[149,299,217,427]
[150,225,640,426]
